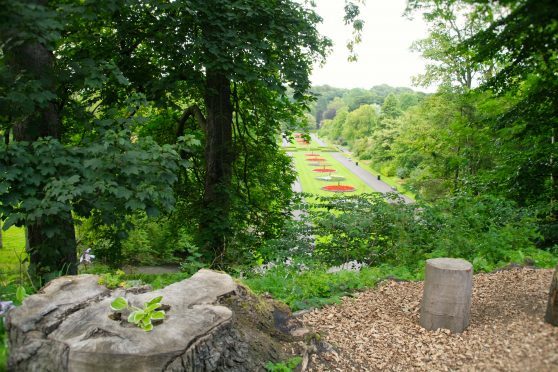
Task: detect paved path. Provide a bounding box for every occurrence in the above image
[311,134,413,204]
[286,151,305,220]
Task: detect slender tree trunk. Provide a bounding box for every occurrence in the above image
[545,264,558,326]
[8,4,77,284]
[199,69,233,265]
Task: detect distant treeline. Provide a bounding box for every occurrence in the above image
[308,85,428,129]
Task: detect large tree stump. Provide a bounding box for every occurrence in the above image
[545,264,558,326]
[420,258,473,333]
[7,270,306,371]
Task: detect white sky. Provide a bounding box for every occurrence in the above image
[310,0,435,92]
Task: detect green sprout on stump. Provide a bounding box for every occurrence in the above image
[110,295,166,332]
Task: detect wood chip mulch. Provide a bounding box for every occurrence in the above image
[301,268,558,371]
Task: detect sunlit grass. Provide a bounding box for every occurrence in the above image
[0,227,26,281]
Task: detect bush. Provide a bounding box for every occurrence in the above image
[302,193,554,273]
[380,163,396,177]
[78,213,193,266]
[396,167,410,179]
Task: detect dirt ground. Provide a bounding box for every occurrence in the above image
[302,267,558,371]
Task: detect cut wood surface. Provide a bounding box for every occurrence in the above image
[7,270,306,371]
[420,258,473,333]
[302,267,558,371]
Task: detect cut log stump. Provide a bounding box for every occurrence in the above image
[7,270,307,371]
[545,264,558,326]
[420,258,473,333]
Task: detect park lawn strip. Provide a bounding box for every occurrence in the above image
[287,136,376,196]
[290,151,374,196]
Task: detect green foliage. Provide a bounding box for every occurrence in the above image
[110,295,166,332]
[245,263,416,311]
[265,356,302,372]
[285,194,552,273]
[98,270,127,289]
[179,243,206,275]
[0,126,183,279]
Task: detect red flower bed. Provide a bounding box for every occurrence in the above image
[313,168,336,173]
[322,185,356,192]
[307,157,325,162]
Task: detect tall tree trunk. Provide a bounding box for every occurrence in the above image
[545,264,558,326]
[8,4,77,284]
[199,69,233,265]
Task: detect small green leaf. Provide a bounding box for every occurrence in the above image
[16,286,27,303]
[145,302,161,312]
[110,297,128,311]
[141,314,151,326]
[133,310,145,323]
[146,296,163,306]
[127,312,136,323]
[151,310,165,320]
[142,323,153,332]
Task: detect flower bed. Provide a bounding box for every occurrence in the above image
[306,157,326,162]
[321,185,356,192]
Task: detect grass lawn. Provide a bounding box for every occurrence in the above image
[290,151,375,196]
[286,136,381,196]
[1,227,26,371]
[0,227,26,282]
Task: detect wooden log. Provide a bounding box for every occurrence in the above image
[420,258,473,333]
[545,264,558,326]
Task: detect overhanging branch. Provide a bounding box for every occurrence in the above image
[177,105,206,137]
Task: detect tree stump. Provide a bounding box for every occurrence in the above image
[7,270,307,371]
[545,264,558,326]
[420,258,473,333]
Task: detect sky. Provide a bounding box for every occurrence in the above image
[310,0,434,92]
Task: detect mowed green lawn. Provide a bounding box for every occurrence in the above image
[286,137,376,196]
[0,227,27,279]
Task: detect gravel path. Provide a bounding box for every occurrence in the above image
[302,268,558,371]
[310,134,413,204]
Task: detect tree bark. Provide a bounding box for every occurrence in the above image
[8,2,77,283]
[26,214,77,283]
[199,69,233,264]
[545,264,558,326]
